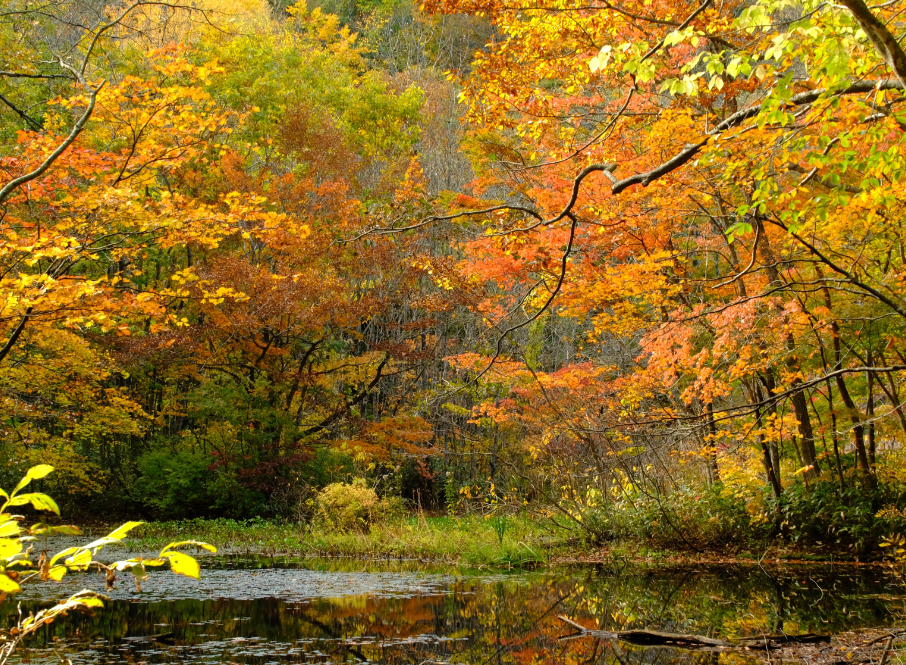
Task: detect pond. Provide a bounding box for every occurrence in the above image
[3,553,902,664]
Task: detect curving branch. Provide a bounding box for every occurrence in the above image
[0,307,32,366]
[0,72,103,206]
[610,78,906,195]
[838,0,906,87]
[466,213,580,385]
[300,353,391,437]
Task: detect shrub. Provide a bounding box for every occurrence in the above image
[580,483,767,551]
[136,450,214,518]
[773,479,906,552]
[313,478,402,532]
[577,477,906,553]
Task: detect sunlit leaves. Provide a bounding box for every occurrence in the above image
[106,522,145,541]
[0,521,20,538]
[11,464,53,494]
[0,572,20,593]
[6,493,60,514]
[160,540,218,554]
[164,552,201,579]
[0,538,22,558]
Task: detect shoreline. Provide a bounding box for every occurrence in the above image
[109,516,897,570]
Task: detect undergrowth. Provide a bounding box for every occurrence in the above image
[125,515,554,567]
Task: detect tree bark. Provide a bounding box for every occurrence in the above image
[705,402,720,484]
[839,0,906,87]
[756,217,820,481]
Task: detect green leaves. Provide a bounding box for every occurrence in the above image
[658,75,701,97]
[1,466,59,523]
[725,221,754,245]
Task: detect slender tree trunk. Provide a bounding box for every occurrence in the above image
[761,372,782,486]
[829,329,873,485]
[705,402,720,484]
[0,307,32,365]
[838,0,906,87]
[827,380,846,491]
[867,355,876,468]
[756,217,820,481]
[874,350,906,436]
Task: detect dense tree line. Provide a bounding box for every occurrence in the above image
[1,0,905,549]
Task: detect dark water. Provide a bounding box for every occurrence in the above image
[4,555,903,664]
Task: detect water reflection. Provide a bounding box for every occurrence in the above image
[4,562,901,664]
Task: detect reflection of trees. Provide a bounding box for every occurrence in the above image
[0,565,897,664]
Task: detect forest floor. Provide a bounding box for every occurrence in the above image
[752,627,904,664]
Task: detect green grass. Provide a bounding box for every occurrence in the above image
[125,514,558,567]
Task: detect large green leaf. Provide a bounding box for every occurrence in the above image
[130,563,148,581]
[47,565,67,581]
[80,522,144,551]
[64,549,92,568]
[49,546,78,566]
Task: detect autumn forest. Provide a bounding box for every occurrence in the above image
[2,0,906,555]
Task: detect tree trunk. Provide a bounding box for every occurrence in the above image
[756,217,819,481]
[705,402,720,484]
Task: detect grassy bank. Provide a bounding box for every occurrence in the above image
[125,515,556,567]
[122,515,894,569]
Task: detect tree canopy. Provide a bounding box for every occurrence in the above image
[0,0,904,549]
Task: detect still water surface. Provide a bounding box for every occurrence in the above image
[3,553,902,664]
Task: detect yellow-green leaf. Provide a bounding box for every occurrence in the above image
[72,596,104,609]
[65,549,92,568]
[160,540,217,555]
[0,538,22,558]
[106,521,144,540]
[30,524,82,536]
[0,521,20,538]
[8,493,60,515]
[26,464,54,480]
[0,573,21,593]
[49,546,78,566]
[48,565,67,581]
[11,465,54,494]
[166,552,200,579]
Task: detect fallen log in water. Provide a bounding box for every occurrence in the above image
[556,615,830,651]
